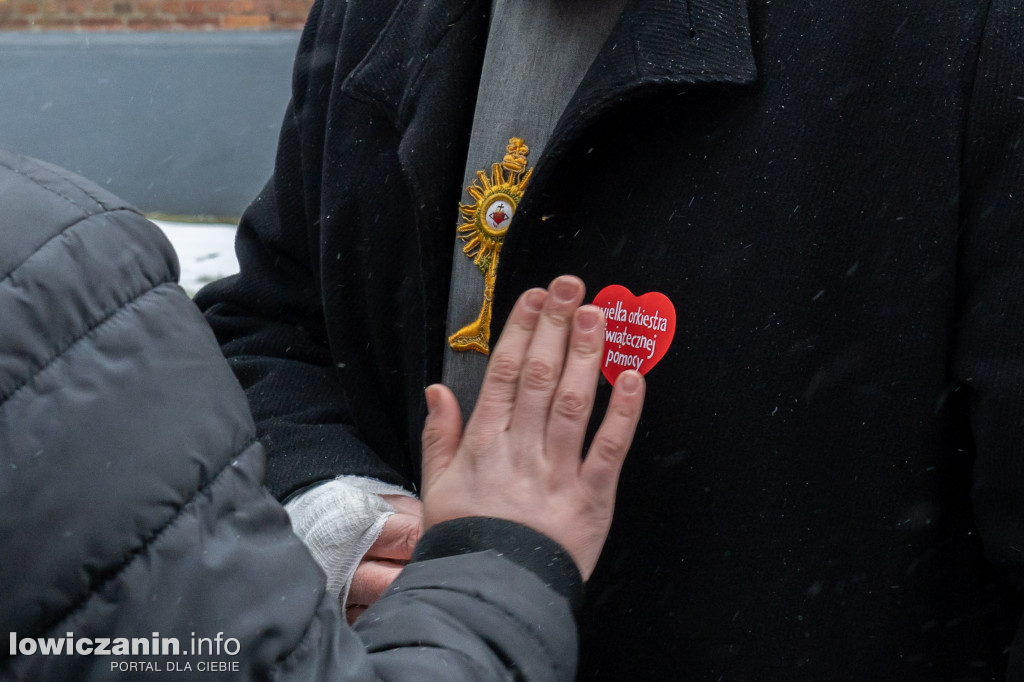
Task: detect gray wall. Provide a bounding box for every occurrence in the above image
[0,31,301,217]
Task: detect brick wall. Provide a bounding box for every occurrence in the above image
[0,0,314,31]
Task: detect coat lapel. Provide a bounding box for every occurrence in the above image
[334,0,491,469]
[522,0,758,204]
[338,0,488,129]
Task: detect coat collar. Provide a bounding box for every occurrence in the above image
[527,0,758,196]
[342,0,756,135]
[578,0,758,96]
[339,0,489,131]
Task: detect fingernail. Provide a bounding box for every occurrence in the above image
[524,289,545,312]
[577,308,599,331]
[552,277,578,302]
[617,371,642,394]
[425,385,439,413]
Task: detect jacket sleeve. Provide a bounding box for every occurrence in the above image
[0,150,580,682]
[953,0,1024,672]
[193,0,410,500]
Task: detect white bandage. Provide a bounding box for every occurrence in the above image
[284,476,417,608]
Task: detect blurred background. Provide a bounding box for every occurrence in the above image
[0,0,317,292]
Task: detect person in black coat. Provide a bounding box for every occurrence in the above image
[196,0,1024,678]
[0,149,644,680]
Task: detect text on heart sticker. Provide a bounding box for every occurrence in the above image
[592,284,676,385]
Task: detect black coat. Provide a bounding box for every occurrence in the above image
[197,0,1024,677]
[0,150,581,681]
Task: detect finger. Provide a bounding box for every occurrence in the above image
[509,276,586,440]
[380,493,422,518]
[347,559,404,611]
[580,370,645,505]
[545,305,606,473]
[467,287,547,433]
[421,384,463,486]
[364,512,423,562]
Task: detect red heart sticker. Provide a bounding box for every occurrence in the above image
[592,285,676,385]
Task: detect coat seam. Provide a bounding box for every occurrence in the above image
[29,157,122,214]
[341,0,482,130]
[0,280,168,408]
[5,439,261,655]
[958,0,997,195]
[0,207,142,286]
[344,0,413,91]
[0,156,123,217]
[395,0,483,128]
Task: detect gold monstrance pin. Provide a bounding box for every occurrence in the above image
[448,137,533,354]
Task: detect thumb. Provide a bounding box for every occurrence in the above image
[421,384,462,483]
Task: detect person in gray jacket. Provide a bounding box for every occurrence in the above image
[0,149,644,681]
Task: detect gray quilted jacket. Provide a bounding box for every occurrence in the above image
[0,150,579,681]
